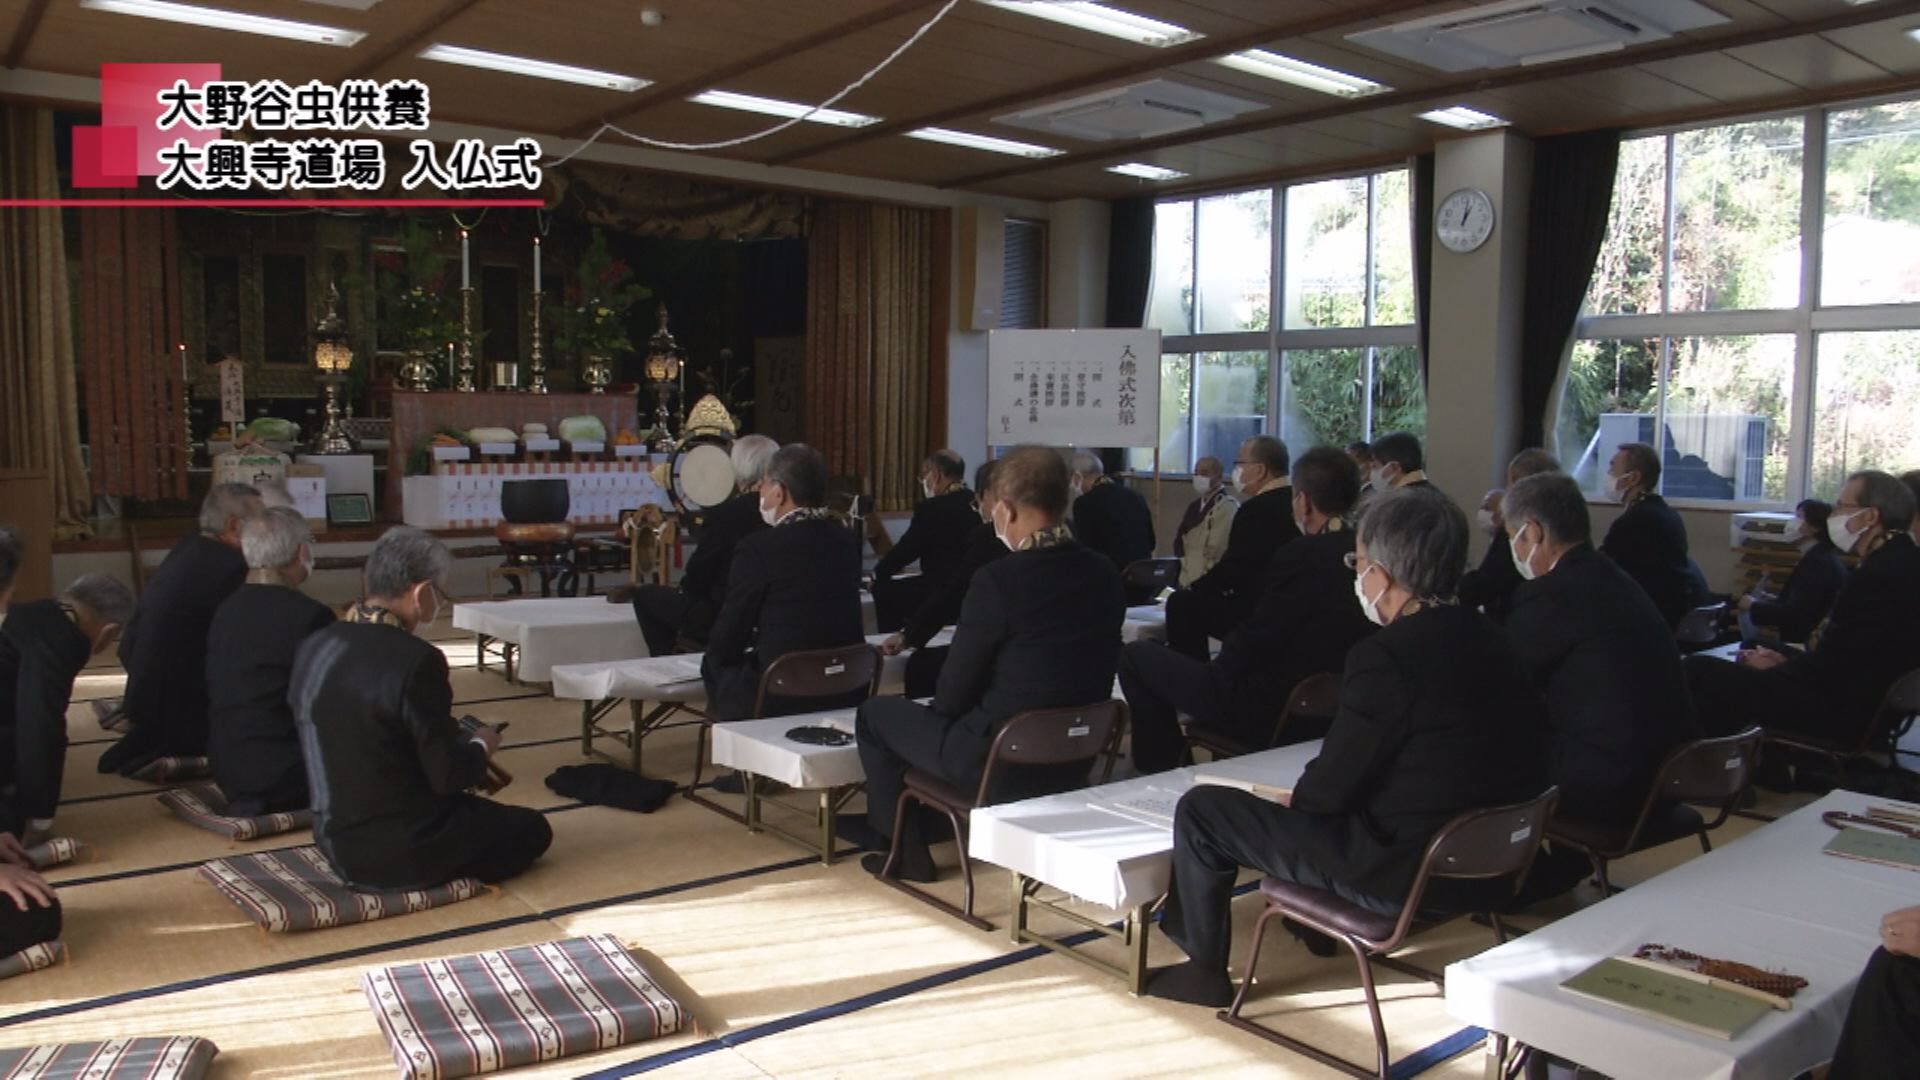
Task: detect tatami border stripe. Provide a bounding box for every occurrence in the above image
[1391,1026,1487,1079]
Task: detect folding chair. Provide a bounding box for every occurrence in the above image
[1220,787,1559,1079]
[1122,557,1182,597]
[1765,668,1920,770]
[684,644,882,824]
[1186,673,1340,762]
[877,700,1125,931]
[1545,727,1761,894]
[1673,602,1729,653]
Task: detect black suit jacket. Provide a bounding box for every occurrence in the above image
[1601,494,1694,626]
[1289,605,1548,903]
[1458,529,1523,623]
[875,488,978,590]
[1214,528,1374,735]
[679,492,766,604]
[931,541,1125,761]
[1788,533,1920,730]
[901,521,1006,649]
[1071,481,1156,573]
[1505,546,1698,823]
[206,584,337,812]
[703,516,866,720]
[292,622,491,886]
[1750,542,1849,644]
[0,600,91,823]
[117,532,247,754]
[1186,485,1300,602]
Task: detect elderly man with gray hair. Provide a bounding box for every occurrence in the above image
[291,527,550,888]
[101,482,263,776]
[205,507,336,817]
[1068,450,1156,600]
[619,433,777,656]
[1149,487,1548,1007]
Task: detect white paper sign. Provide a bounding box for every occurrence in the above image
[216,359,246,424]
[987,329,1161,448]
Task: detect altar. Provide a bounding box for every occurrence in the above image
[385,389,639,514]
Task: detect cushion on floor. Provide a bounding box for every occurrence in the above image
[128,756,212,784]
[363,934,685,1080]
[199,846,485,933]
[158,784,312,840]
[0,940,63,981]
[0,1037,217,1079]
[25,838,84,870]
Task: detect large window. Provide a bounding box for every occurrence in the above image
[1560,97,1920,505]
[1139,169,1419,472]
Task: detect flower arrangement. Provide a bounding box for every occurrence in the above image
[546,229,651,360]
[372,218,464,354]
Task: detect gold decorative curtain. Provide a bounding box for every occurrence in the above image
[0,106,92,538]
[806,200,934,511]
[79,204,189,502]
[550,162,807,242]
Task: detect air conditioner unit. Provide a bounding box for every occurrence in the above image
[993,79,1264,142]
[1347,0,1728,73]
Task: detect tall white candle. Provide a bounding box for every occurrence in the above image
[533,236,541,294]
[461,229,470,289]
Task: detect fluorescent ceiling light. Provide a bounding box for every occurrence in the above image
[689,90,877,127]
[1108,162,1187,181]
[1417,105,1509,130]
[78,0,365,45]
[1214,49,1384,97]
[418,44,648,92]
[907,127,1062,157]
[978,1,1201,48]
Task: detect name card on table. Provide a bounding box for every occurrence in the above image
[1560,957,1773,1040]
[1823,827,1920,871]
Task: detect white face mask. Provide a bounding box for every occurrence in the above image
[921,477,937,499]
[993,505,1016,551]
[1070,479,1085,498]
[1610,472,1635,501]
[759,499,779,527]
[1828,508,1868,552]
[1353,564,1388,626]
[419,585,443,632]
[1371,466,1391,490]
[1191,475,1213,496]
[299,545,315,579]
[1476,508,1497,534]
[1509,525,1539,582]
[1231,466,1248,492]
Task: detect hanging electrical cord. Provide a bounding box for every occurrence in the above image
[543,0,962,167]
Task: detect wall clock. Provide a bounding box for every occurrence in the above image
[1436,187,1496,253]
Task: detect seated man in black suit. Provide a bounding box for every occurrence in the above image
[871,449,976,634]
[0,532,68,958]
[855,446,1126,881]
[1068,451,1156,600]
[100,482,262,776]
[1367,431,1435,493]
[1,571,132,844]
[1599,442,1695,627]
[1148,487,1547,1007]
[293,528,549,888]
[623,435,774,656]
[1828,904,1920,1080]
[1738,499,1849,645]
[1121,447,1373,773]
[1502,473,1696,825]
[879,460,1007,700]
[1459,448,1560,622]
[702,443,866,723]
[1165,435,1299,659]
[205,507,336,817]
[1687,470,1920,751]
[1904,470,1920,542]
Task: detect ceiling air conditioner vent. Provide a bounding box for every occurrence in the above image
[1346,0,1728,73]
[993,79,1265,142]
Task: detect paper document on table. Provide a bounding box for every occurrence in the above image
[1823,826,1920,871]
[1192,773,1292,804]
[1560,957,1773,1040]
[1090,787,1182,829]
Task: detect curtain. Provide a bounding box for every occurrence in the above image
[1520,130,1621,449]
[805,200,934,511]
[1104,196,1154,328]
[80,204,189,502]
[0,106,92,537]
[1412,152,1436,386]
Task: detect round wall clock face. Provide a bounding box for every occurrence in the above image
[1436,187,1496,253]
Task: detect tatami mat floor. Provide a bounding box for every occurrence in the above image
[3,619,1816,1078]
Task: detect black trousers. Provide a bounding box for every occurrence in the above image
[1164,588,1244,661]
[871,575,932,636]
[631,587,715,657]
[1682,654,1843,741]
[0,712,68,821]
[219,763,310,819]
[328,794,553,889]
[903,646,948,701]
[1161,786,1396,977]
[1830,947,1920,1080]
[1117,640,1233,775]
[0,892,60,957]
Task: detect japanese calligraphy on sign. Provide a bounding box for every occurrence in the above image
[216,358,246,424]
[986,329,1161,448]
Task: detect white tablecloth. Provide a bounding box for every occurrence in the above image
[1122,604,1166,644]
[1445,790,1910,1080]
[710,708,863,790]
[550,652,705,704]
[968,740,1323,912]
[453,597,648,682]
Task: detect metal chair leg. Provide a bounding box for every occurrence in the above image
[1347,940,1390,1079]
[951,811,973,919]
[1224,905,1283,1019]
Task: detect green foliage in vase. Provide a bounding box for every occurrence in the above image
[546,229,652,359]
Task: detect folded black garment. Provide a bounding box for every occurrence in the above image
[544,764,676,813]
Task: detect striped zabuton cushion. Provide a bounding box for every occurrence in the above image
[158,784,312,840]
[128,756,211,784]
[0,941,63,981]
[198,846,485,932]
[364,935,685,1080]
[0,1037,216,1079]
